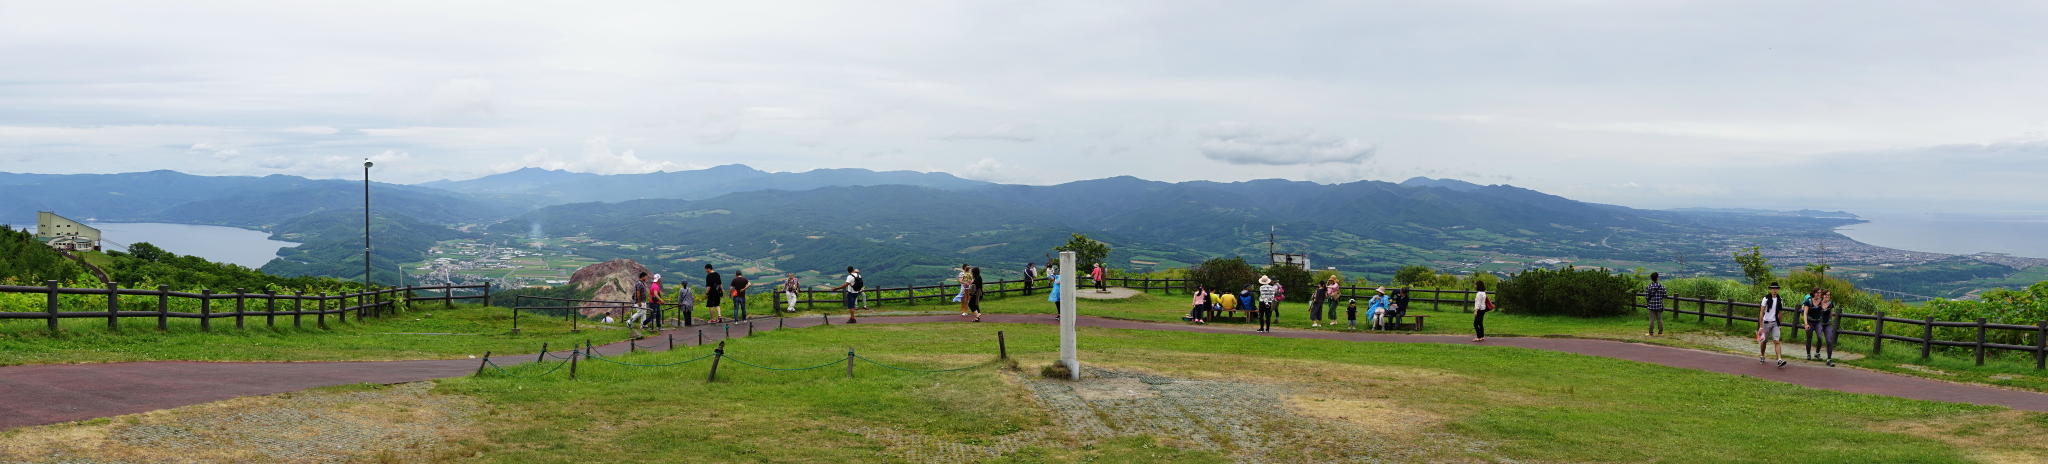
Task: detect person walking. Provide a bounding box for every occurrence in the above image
[1092,263,1107,293]
[1323,275,1342,322]
[646,274,667,330]
[826,266,863,323]
[628,272,652,339]
[730,270,751,321]
[1186,285,1209,324]
[782,272,800,313]
[957,264,973,317]
[1023,262,1038,296]
[968,266,985,322]
[1803,289,1839,366]
[1472,281,1493,342]
[1758,282,1788,367]
[703,264,725,323]
[1645,272,1668,337]
[1309,281,1326,327]
[1256,275,1277,332]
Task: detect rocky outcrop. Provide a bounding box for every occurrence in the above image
[569,259,651,318]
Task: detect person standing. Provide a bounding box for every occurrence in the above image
[968,266,985,322]
[647,274,666,330]
[957,264,973,317]
[1092,263,1107,293]
[1187,285,1209,324]
[1758,282,1787,367]
[730,270,751,321]
[1256,275,1277,333]
[1803,288,1838,365]
[1645,272,1668,337]
[1270,280,1286,322]
[826,266,862,323]
[1345,298,1359,329]
[1323,275,1342,321]
[782,272,801,313]
[1472,281,1492,342]
[704,264,725,323]
[1308,281,1327,327]
[1023,262,1038,296]
[1047,272,1063,317]
[628,272,652,339]
[674,277,696,327]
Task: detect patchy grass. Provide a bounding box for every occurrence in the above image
[0,304,632,366]
[434,323,2001,463]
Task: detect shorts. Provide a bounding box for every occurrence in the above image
[1759,322,1781,341]
[706,292,722,308]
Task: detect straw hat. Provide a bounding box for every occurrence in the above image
[1375,286,1387,294]
[1258,275,1272,285]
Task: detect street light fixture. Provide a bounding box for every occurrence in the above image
[364,159,373,288]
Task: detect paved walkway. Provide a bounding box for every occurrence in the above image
[4,314,2046,431]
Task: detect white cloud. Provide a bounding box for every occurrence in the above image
[491,137,691,175]
[1197,123,1375,166]
[939,124,1038,142]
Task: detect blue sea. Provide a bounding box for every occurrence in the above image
[1835,211,2048,259]
[30,222,300,269]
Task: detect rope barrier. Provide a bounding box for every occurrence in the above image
[722,355,847,371]
[582,351,719,367]
[855,354,985,372]
[483,358,571,378]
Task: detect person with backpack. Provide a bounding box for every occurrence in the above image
[1803,288,1838,366]
[1645,272,1668,337]
[968,266,985,322]
[1472,281,1493,342]
[1368,287,1391,330]
[1023,262,1038,296]
[1186,285,1209,324]
[730,270,751,321]
[826,266,864,323]
[782,272,801,313]
[1758,282,1788,367]
[704,264,725,323]
[628,272,652,339]
[1308,281,1327,327]
[1256,276,1277,333]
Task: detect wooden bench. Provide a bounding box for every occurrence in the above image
[1384,314,1427,331]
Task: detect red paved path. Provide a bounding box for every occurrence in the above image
[5,314,2045,431]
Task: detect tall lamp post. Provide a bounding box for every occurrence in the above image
[363,160,373,288]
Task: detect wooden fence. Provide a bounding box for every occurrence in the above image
[771,276,1478,311]
[0,280,488,332]
[1640,293,2048,369]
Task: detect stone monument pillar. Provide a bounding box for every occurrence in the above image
[1059,251,1079,380]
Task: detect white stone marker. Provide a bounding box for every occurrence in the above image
[1059,251,1079,380]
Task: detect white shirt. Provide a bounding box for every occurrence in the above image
[1760,296,1782,322]
[1473,291,1488,312]
[846,273,861,294]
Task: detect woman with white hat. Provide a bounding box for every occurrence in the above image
[1256,275,1277,333]
[1368,287,1391,330]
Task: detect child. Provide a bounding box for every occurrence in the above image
[1345,299,1359,329]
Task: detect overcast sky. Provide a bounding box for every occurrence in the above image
[3,1,2045,214]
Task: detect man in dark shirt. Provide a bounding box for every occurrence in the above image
[730,271,751,321]
[704,264,725,323]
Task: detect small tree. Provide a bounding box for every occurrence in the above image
[1263,264,1315,302]
[1732,246,1774,287]
[1394,265,1435,287]
[1052,233,1111,272]
[1187,257,1258,296]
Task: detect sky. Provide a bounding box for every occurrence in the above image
[3,1,2046,214]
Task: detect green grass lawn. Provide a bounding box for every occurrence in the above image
[0,303,633,366]
[440,322,2038,463]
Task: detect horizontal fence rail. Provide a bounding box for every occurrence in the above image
[0,281,489,332]
[1639,293,2048,369]
[766,276,1477,311]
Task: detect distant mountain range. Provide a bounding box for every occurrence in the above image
[0,168,1868,283]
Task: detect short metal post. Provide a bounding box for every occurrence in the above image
[475,351,491,376]
[630,338,636,353]
[569,350,579,380]
[45,280,59,333]
[1872,311,1886,355]
[510,306,521,335]
[158,285,171,331]
[1976,318,1988,366]
[699,330,705,346]
[999,331,1008,359]
[725,324,731,340]
[707,341,726,382]
[747,321,753,337]
[538,343,549,363]
[669,334,675,351]
[106,281,120,332]
[847,348,856,379]
[200,289,213,331]
[824,313,830,325]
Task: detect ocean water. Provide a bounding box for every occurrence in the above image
[1835,212,2048,259]
[33,222,301,269]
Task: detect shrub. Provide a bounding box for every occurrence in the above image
[1499,266,1635,317]
[1186,257,1258,296]
[1261,264,1316,302]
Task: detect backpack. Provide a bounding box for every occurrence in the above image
[852,274,865,291]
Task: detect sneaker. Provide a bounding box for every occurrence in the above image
[847,318,859,324]
[961,312,969,316]
[1777,360,1787,368]
[1826,360,1835,367]
[1758,356,1765,364]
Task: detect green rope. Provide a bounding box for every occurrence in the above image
[581,352,718,367]
[854,354,984,372]
[484,358,569,378]
[722,355,845,371]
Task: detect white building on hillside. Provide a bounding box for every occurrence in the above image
[36,211,100,251]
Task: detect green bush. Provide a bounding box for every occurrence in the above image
[1186,257,1258,296]
[1499,266,1635,317]
[1262,264,1315,302]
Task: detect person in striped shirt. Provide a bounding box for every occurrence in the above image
[1645,272,1668,337]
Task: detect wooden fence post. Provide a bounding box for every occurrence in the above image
[475,351,491,377]
[1724,299,1734,329]
[446,283,455,309]
[1922,315,1935,360]
[106,281,120,332]
[266,290,278,328]
[157,285,170,331]
[293,292,303,329]
[1872,311,1886,355]
[200,289,212,331]
[707,341,726,382]
[2036,320,2046,370]
[45,280,60,334]
[317,292,328,328]
[1976,318,1988,366]
[234,288,247,330]
[998,331,1008,359]
[1698,296,1706,323]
